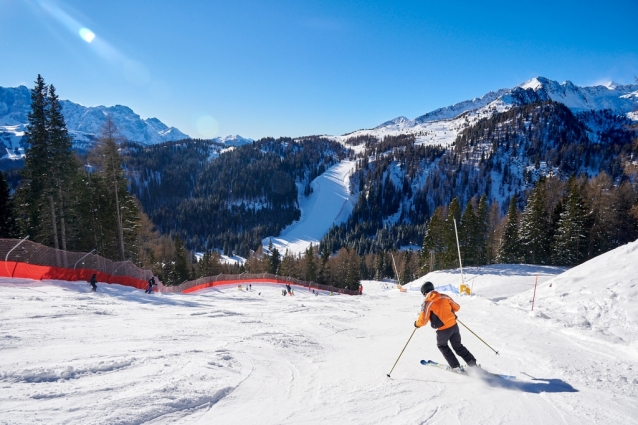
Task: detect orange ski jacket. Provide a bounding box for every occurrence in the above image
[415,290,460,330]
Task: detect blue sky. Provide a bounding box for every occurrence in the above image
[1,0,636,139]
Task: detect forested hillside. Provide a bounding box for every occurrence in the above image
[122,137,350,256]
[323,101,637,256]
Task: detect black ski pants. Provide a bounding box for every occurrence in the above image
[436,323,476,368]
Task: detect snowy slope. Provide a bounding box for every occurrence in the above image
[506,239,638,351]
[2,247,638,424]
[262,160,357,255]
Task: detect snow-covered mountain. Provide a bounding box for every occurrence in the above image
[342,77,638,146]
[0,85,190,153]
[211,134,253,147]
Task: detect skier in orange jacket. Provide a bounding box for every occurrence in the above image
[415,282,477,369]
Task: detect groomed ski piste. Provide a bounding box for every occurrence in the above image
[2,239,638,424]
[262,159,357,256]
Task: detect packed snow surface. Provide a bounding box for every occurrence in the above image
[2,241,638,424]
[262,160,356,255]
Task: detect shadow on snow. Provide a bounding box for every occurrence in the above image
[485,374,578,394]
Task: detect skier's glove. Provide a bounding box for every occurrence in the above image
[414,321,419,328]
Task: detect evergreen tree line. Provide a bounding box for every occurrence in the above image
[422,174,638,272]
[0,75,149,265]
[193,243,419,291]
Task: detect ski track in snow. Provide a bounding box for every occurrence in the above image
[263,160,356,255]
[2,243,638,425]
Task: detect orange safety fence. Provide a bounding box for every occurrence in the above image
[160,273,361,295]
[0,238,361,296]
[0,238,153,290]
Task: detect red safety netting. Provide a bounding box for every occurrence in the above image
[0,239,361,296]
[0,238,153,290]
[166,273,361,296]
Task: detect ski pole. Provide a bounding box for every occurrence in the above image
[386,327,417,377]
[457,319,500,355]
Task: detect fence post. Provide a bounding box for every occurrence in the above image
[112,261,129,274]
[73,249,96,281]
[5,236,30,278]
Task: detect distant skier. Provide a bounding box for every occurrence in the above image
[358,284,363,295]
[249,284,252,291]
[286,284,292,295]
[90,274,97,292]
[414,282,477,370]
[146,276,156,294]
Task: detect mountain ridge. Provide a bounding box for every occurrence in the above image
[0,85,191,150]
[352,77,638,140]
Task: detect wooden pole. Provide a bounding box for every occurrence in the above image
[531,274,539,311]
[391,253,401,287]
[453,218,466,289]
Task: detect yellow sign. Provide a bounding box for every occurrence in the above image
[460,284,471,295]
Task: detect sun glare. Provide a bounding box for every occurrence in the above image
[196,116,219,138]
[79,27,95,43]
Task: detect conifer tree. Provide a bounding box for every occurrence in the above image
[459,201,477,266]
[268,246,281,274]
[46,85,82,255]
[485,201,502,264]
[278,250,294,276]
[346,248,361,290]
[400,250,415,284]
[0,171,17,237]
[374,249,386,280]
[17,75,49,242]
[474,195,489,265]
[552,179,587,266]
[197,250,222,277]
[584,172,618,258]
[440,198,461,268]
[359,255,369,281]
[421,206,445,272]
[497,195,521,263]
[17,76,84,262]
[88,116,141,261]
[172,235,191,284]
[519,182,551,264]
[305,244,317,282]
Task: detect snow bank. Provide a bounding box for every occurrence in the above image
[507,239,638,351]
[408,264,566,300]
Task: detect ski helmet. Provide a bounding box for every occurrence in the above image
[421,282,434,295]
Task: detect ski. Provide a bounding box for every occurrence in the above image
[420,360,515,380]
